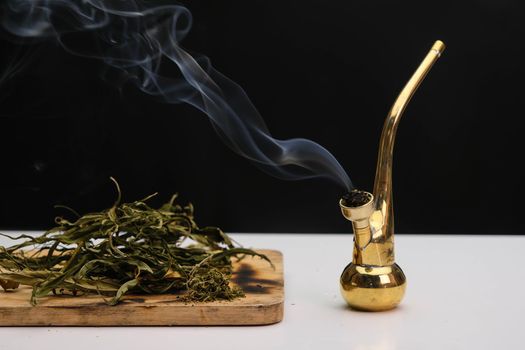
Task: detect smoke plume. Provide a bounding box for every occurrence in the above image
[1,0,352,190]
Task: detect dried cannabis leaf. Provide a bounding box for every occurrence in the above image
[0,178,271,305]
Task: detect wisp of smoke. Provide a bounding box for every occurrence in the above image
[1,0,353,190]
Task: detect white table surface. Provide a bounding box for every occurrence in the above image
[1,232,524,350]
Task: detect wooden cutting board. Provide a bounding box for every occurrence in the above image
[0,249,283,326]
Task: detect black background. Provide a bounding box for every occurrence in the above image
[1,0,524,234]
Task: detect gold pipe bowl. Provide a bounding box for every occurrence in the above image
[339,191,374,224]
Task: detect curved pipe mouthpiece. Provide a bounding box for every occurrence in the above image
[339,40,445,311]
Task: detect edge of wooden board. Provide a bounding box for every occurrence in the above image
[0,249,284,326]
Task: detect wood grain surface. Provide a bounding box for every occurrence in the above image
[0,249,283,326]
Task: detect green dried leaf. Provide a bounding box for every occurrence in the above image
[107,278,138,306]
[0,178,270,305]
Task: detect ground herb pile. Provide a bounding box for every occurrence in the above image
[0,179,271,305]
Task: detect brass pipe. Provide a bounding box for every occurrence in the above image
[339,40,445,311]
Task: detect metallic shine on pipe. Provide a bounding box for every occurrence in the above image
[339,40,445,311]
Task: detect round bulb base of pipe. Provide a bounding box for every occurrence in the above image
[340,263,407,311]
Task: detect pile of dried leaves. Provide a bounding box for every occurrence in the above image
[0,179,270,305]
